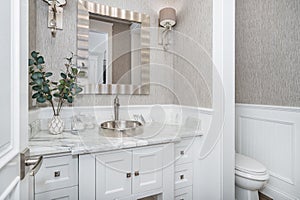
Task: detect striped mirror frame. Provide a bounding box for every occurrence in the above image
[77,0,150,95]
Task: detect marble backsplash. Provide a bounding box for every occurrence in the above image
[28,105,213,139]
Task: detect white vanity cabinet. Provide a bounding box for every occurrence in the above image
[79,143,174,200]
[96,146,163,199]
[174,137,201,200]
[34,155,79,200]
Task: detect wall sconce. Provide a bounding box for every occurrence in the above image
[43,0,67,37]
[159,7,176,50]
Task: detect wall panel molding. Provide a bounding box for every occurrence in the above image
[236,104,300,200]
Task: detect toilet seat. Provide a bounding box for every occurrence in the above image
[235,153,269,181]
[235,168,269,181]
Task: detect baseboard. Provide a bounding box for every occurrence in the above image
[261,185,299,200]
[259,192,273,200]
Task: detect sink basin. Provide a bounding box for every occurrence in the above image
[100,120,143,137]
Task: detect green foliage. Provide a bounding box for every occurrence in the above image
[28,51,83,115]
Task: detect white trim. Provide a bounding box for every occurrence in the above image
[12,0,21,155]
[0,177,20,200]
[0,0,21,170]
[0,1,22,199]
[262,185,300,200]
[236,103,300,113]
[213,0,235,199]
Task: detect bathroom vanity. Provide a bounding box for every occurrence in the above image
[28,109,206,200]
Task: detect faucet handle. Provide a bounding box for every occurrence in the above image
[133,114,139,121]
[140,114,146,124]
[133,114,146,124]
[114,95,119,104]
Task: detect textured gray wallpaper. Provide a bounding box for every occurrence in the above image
[236,0,300,107]
[172,0,213,108]
[30,0,212,107]
[33,0,177,106]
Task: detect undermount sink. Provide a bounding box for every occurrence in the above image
[100,120,143,137]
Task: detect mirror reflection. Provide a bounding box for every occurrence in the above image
[88,15,141,85]
[77,1,150,95]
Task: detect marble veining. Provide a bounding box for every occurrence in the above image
[28,105,213,156]
[29,122,203,156]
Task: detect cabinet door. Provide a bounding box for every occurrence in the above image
[96,151,132,200]
[132,146,163,194]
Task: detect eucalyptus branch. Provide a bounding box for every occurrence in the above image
[28,51,83,116]
[49,99,57,115]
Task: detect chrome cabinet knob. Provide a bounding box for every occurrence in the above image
[54,171,61,177]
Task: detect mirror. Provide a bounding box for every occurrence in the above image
[77,0,150,94]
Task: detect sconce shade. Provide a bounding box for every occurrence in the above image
[159,7,176,27]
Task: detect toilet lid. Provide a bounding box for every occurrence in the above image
[235,153,267,174]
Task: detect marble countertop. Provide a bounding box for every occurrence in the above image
[29,122,203,156]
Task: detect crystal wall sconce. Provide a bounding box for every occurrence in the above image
[159,7,176,50]
[43,0,67,37]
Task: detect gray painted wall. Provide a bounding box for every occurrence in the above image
[30,0,213,107]
[236,0,300,107]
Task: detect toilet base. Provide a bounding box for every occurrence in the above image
[235,185,259,200]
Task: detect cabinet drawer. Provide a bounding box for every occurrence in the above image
[175,186,192,200]
[35,155,78,193]
[175,139,193,165]
[175,163,193,190]
[35,186,78,200]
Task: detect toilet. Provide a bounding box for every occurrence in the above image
[235,153,270,200]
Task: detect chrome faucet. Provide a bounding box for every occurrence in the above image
[114,95,120,121]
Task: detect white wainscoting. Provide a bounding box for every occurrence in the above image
[236,104,300,200]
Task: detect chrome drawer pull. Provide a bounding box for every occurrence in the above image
[54,171,61,177]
